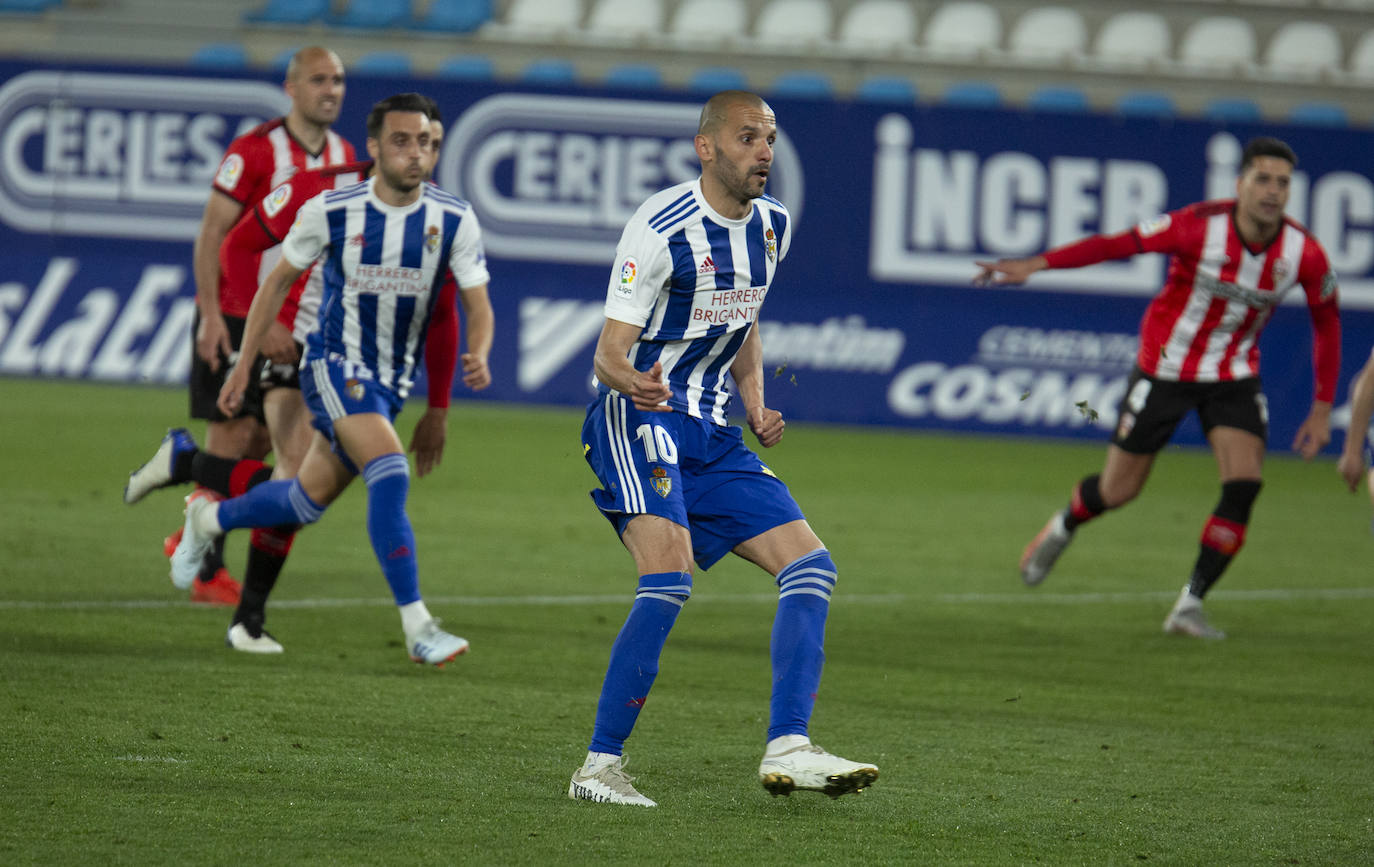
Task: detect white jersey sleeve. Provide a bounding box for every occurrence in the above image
[602,219,673,327]
[279,192,330,271]
[448,209,491,290]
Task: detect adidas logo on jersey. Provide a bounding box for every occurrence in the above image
[698,256,716,274]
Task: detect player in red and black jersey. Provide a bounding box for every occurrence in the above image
[975,137,1341,639]
[178,46,356,604]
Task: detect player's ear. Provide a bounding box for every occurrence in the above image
[366,137,380,160]
[694,133,713,164]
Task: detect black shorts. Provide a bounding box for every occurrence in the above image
[188,310,265,423]
[1111,369,1268,454]
[259,341,303,393]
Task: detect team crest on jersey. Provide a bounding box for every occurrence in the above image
[616,257,637,298]
[263,183,293,219]
[345,378,365,401]
[764,227,777,262]
[1271,258,1292,283]
[215,153,245,191]
[425,224,441,254]
[651,466,671,498]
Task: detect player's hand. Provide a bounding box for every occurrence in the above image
[261,321,298,365]
[461,352,491,391]
[408,407,447,478]
[196,310,233,372]
[1292,408,1331,461]
[747,405,785,448]
[628,362,672,412]
[973,256,1046,287]
[216,360,249,417]
[1337,450,1366,492]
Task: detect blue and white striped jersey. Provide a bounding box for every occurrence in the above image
[601,178,791,425]
[281,176,489,397]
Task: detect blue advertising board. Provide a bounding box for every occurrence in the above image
[1,59,1369,451]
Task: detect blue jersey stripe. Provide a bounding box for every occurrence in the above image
[391,295,416,379]
[769,208,789,254]
[745,209,767,285]
[360,203,386,266]
[659,230,698,335]
[400,206,427,268]
[648,191,694,231]
[704,219,735,291]
[357,292,379,373]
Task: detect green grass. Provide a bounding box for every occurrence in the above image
[2,378,1371,865]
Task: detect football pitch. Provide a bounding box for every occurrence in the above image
[2,378,1371,865]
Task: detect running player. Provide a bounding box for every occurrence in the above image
[567,91,877,806]
[171,93,493,665]
[975,136,1341,639]
[181,45,356,604]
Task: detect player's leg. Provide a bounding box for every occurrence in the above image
[569,397,697,806]
[1021,370,1180,586]
[1164,384,1268,639]
[229,371,312,651]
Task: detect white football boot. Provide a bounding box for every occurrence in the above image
[758,738,878,799]
[1163,586,1226,639]
[170,491,222,590]
[406,619,469,666]
[1020,510,1073,586]
[568,754,657,806]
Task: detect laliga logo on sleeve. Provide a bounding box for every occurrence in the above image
[616,257,637,298]
[215,153,244,191]
[262,182,293,218]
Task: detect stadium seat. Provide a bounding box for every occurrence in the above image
[1287,101,1349,126]
[1203,97,1263,123]
[190,42,249,69]
[1093,11,1170,68]
[1115,90,1177,118]
[503,0,582,36]
[412,0,492,33]
[603,63,664,90]
[330,0,410,29]
[353,51,413,76]
[1264,21,1342,77]
[1008,6,1087,63]
[687,66,748,93]
[0,0,58,12]
[923,2,1001,57]
[437,54,496,79]
[854,75,918,104]
[1178,17,1257,72]
[837,0,915,53]
[1351,29,1374,80]
[769,71,834,99]
[585,0,663,39]
[246,0,329,24]
[668,0,746,44]
[941,81,1002,108]
[1026,85,1089,113]
[752,0,832,47]
[520,58,578,85]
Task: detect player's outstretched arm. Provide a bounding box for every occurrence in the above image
[193,191,244,371]
[1292,400,1333,462]
[593,318,671,412]
[458,282,494,391]
[217,257,303,417]
[731,327,784,448]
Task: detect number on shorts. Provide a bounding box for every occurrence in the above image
[635,423,679,464]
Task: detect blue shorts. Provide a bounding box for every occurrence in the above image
[300,354,403,475]
[582,392,805,570]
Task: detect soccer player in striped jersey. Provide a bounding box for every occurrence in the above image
[975,137,1341,639]
[180,46,356,605]
[568,91,877,806]
[1336,347,1374,518]
[171,93,493,666]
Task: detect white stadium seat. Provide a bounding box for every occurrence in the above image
[1093,11,1171,68]
[669,0,747,43]
[1263,21,1343,77]
[753,0,833,47]
[838,0,917,52]
[923,1,1001,57]
[1008,6,1087,62]
[1351,29,1374,79]
[1178,16,1258,72]
[585,0,663,39]
[504,0,583,36]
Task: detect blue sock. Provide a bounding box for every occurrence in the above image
[768,549,835,741]
[217,479,325,531]
[588,571,693,755]
[363,454,420,606]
